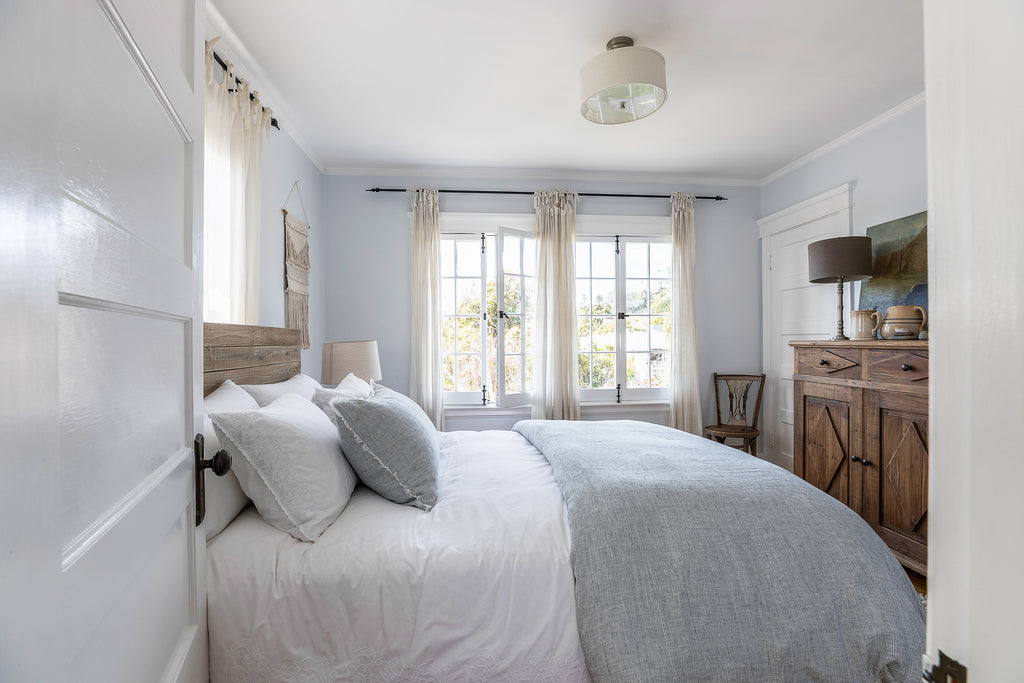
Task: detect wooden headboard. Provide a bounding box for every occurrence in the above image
[203,322,302,396]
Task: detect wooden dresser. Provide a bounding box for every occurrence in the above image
[790,340,929,575]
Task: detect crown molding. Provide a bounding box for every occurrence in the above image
[324,164,761,188]
[206,1,327,173]
[760,92,926,187]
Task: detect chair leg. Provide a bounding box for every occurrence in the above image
[747,438,757,456]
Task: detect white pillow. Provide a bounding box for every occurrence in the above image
[240,373,321,406]
[210,393,357,542]
[201,379,259,540]
[312,372,373,425]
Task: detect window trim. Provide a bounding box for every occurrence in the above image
[437,212,674,407]
[577,233,672,403]
[438,214,537,408]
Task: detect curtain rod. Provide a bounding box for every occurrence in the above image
[366,187,727,200]
[211,51,280,131]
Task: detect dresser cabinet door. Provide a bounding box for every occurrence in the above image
[863,390,929,573]
[794,381,860,509]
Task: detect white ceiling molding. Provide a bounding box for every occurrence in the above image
[328,164,761,188]
[206,1,326,173]
[760,93,925,187]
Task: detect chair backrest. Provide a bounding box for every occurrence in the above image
[712,373,766,429]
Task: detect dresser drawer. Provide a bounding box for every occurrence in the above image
[866,350,929,386]
[794,347,863,380]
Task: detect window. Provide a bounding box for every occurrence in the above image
[577,237,672,401]
[440,228,535,406]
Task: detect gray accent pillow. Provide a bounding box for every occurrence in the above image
[330,384,440,511]
[211,393,358,542]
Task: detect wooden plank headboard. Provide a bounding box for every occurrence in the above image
[203,322,302,396]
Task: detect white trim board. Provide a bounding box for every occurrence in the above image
[757,182,855,238]
[335,165,761,187]
[760,93,925,187]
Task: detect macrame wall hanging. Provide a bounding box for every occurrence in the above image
[282,181,311,348]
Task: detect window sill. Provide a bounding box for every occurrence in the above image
[443,400,669,417]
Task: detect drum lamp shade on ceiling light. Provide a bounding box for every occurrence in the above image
[580,37,667,124]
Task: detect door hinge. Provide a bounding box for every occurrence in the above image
[481,233,486,254]
[616,383,622,404]
[614,235,620,254]
[923,650,967,683]
[482,385,489,405]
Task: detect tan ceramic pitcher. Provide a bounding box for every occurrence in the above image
[850,310,882,340]
[879,305,927,340]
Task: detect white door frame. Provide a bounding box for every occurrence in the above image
[758,183,853,470]
[924,1,1024,679]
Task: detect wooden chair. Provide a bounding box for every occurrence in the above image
[703,373,766,456]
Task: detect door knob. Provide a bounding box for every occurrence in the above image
[901,363,912,371]
[851,455,861,462]
[194,433,233,527]
[861,458,871,467]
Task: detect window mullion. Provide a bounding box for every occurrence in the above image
[495,229,507,407]
[479,233,489,404]
[615,240,627,399]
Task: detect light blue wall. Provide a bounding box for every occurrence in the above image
[258,129,326,379]
[761,100,928,234]
[252,100,926,426]
[322,175,763,422]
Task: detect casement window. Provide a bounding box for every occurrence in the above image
[576,236,672,402]
[439,212,671,408]
[440,227,536,407]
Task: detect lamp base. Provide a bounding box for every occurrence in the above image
[832,278,848,341]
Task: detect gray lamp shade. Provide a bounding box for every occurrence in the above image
[807,236,874,283]
[321,340,383,385]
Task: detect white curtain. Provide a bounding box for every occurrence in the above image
[409,188,445,430]
[669,193,703,433]
[532,190,580,420]
[203,38,271,324]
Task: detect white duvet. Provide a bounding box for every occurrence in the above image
[207,430,589,682]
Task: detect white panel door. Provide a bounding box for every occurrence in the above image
[0,0,206,681]
[758,185,852,470]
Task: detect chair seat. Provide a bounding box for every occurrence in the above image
[703,424,759,438]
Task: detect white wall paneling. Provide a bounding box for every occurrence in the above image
[758,184,853,470]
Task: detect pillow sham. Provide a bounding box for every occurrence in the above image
[330,383,440,511]
[312,372,373,425]
[201,379,259,540]
[240,372,321,407]
[211,393,357,542]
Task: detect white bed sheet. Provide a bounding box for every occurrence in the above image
[208,430,589,682]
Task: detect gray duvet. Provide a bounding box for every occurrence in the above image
[513,419,925,683]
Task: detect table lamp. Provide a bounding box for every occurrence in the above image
[321,340,383,385]
[807,236,873,341]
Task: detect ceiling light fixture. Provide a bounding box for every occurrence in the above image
[579,36,667,124]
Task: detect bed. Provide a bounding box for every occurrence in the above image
[202,323,925,683]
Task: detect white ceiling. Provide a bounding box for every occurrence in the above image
[208,0,924,181]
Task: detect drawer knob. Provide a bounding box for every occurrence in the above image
[901,363,912,371]
[861,459,871,467]
[819,359,828,366]
[851,455,861,462]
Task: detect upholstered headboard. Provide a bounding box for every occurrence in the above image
[203,322,301,396]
